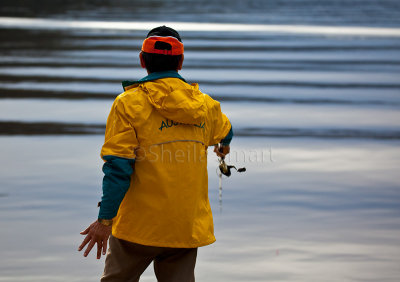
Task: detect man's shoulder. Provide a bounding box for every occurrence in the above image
[115,86,147,105]
[201,92,221,110]
[186,83,218,106]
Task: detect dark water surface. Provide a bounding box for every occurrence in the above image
[1,0,400,27]
[1,1,400,281]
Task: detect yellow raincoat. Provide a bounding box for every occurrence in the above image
[101,76,231,248]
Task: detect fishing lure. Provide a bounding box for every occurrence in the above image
[218,158,246,177]
[217,157,246,210]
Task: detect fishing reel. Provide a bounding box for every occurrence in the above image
[218,158,246,177]
[215,145,246,211]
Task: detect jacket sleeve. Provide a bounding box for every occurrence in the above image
[207,98,232,146]
[101,97,139,160]
[99,156,134,219]
[220,125,233,146]
[98,97,139,219]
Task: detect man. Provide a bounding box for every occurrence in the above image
[78,26,233,281]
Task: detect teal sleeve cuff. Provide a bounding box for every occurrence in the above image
[220,125,233,146]
[98,156,134,220]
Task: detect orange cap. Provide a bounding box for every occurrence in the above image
[141,36,184,55]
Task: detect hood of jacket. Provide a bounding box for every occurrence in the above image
[141,78,206,125]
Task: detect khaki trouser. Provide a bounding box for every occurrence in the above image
[101,235,198,282]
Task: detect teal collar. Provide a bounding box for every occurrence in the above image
[122,71,186,90]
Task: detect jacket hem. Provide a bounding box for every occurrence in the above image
[112,231,216,248]
[101,153,136,161]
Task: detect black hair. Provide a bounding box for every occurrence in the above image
[141,26,183,73]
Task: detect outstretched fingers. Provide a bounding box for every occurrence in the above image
[80,226,90,235]
[78,221,111,258]
[97,240,102,259]
[78,234,91,251]
[102,238,108,256]
[84,239,96,257]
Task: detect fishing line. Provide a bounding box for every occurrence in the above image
[216,157,246,211]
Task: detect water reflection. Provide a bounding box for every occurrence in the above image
[0,136,399,281]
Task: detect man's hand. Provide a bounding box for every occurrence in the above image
[214,144,230,158]
[78,220,112,259]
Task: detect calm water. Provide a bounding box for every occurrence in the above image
[1,1,400,281]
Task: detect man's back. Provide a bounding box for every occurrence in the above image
[102,76,231,248]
